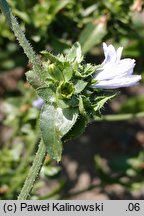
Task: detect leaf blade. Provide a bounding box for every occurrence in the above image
[40,104,78,161]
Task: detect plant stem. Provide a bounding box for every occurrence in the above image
[18,139,46,200]
[0,0,42,77]
[0,0,47,199]
[95,111,144,122]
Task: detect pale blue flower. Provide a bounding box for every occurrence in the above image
[32,98,44,110]
[93,43,141,89]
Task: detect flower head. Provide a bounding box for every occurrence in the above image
[93,43,141,89]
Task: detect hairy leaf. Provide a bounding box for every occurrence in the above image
[40,104,78,161]
[26,70,44,89]
[74,80,88,94]
[66,42,83,63]
[93,94,116,112]
[37,87,55,103]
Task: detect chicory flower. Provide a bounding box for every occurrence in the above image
[93,43,141,89]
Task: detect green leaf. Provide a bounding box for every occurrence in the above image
[14,9,30,23]
[62,63,73,81]
[50,0,71,15]
[74,80,88,94]
[79,20,107,54]
[75,64,96,78]
[49,64,64,81]
[56,99,70,109]
[57,95,79,109]
[83,64,97,77]
[40,104,78,161]
[37,87,55,103]
[41,53,73,82]
[66,42,83,63]
[93,94,116,112]
[63,115,87,141]
[79,96,87,116]
[41,51,61,64]
[26,70,44,89]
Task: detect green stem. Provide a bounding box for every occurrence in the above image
[18,139,46,200]
[0,0,42,77]
[95,111,144,122]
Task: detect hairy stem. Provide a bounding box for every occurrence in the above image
[18,139,46,200]
[0,0,42,77]
[0,0,47,199]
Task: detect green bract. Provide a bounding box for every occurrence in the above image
[57,82,75,99]
[26,42,115,161]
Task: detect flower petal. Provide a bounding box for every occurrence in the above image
[116,46,123,62]
[103,43,116,64]
[32,98,44,109]
[95,58,135,81]
[93,43,141,90]
[93,75,141,89]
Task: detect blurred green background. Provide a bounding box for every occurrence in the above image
[1,0,144,200]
